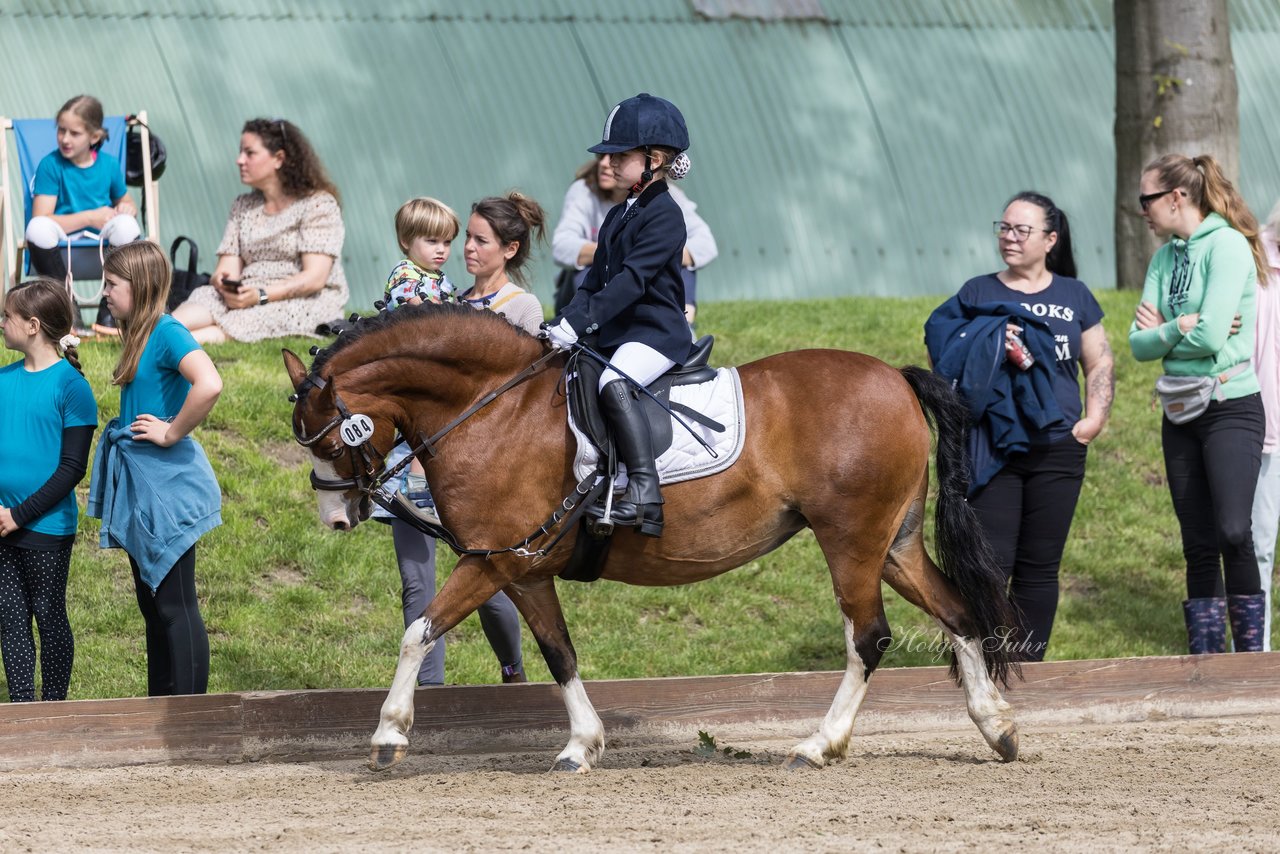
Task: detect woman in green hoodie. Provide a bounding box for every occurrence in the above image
[1129,153,1270,654]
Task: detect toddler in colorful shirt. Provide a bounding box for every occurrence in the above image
[382,197,458,309]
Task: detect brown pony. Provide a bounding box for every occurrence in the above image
[283,303,1022,773]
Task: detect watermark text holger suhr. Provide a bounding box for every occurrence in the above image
[877,626,1045,661]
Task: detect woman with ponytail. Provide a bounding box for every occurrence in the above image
[373,190,547,687]
[458,191,548,335]
[0,278,97,701]
[925,191,1114,660]
[1130,154,1268,654]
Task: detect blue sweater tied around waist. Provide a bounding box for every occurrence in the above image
[924,295,1065,495]
[87,419,222,592]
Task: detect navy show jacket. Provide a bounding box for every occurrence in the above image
[558,180,692,365]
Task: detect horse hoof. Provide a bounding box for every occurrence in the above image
[368,743,407,771]
[783,753,823,771]
[551,758,586,773]
[995,729,1019,763]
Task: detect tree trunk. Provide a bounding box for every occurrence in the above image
[1114,0,1238,290]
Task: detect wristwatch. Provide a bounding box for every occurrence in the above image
[257,287,269,306]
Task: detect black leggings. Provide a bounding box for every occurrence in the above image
[969,435,1088,662]
[1162,393,1265,599]
[129,546,209,696]
[0,540,74,702]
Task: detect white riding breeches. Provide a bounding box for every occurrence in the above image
[598,341,676,391]
[26,214,140,249]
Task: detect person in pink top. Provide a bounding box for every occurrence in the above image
[1251,203,1280,651]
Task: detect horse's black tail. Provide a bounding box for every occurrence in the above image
[900,365,1022,687]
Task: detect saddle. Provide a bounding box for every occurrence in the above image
[566,335,719,461]
[560,336,723,583]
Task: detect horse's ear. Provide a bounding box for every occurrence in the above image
[282,349,308,392]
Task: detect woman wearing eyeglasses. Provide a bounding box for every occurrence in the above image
[925,191,1113,661]
[1129,154,1269,654]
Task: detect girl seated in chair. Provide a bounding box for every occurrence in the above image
[25,95,140,285]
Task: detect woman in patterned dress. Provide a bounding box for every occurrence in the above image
[172,119,348,343]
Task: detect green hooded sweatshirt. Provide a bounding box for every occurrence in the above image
[1128,212,1259,398]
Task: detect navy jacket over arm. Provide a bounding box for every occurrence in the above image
[558,180,692,365]
[924,293,1065,495]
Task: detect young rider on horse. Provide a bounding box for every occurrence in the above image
[544,94,696,538]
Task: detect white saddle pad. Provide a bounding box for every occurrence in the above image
[569,366,746,486]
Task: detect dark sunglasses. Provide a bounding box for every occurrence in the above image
[1139,189,1176,212]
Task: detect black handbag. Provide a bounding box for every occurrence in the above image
[126,117,167,186]
[167,236,210,311]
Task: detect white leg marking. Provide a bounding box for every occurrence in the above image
[371,618,433,755]
[947,628,1018,760]
[552,676,605,772]
[790,616,869,767]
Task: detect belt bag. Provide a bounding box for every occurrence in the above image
[1155,363,1248,424]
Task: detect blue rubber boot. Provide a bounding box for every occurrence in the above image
[1227,594,1267,653]
[1182,597,1227,655]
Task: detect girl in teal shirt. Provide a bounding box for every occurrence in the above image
[89,242,223,695]
[0,279,96,701]
[1129,153,1270,654]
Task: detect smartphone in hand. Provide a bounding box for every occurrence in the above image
[222,278,243,291]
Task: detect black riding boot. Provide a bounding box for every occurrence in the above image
[600,379,664,537]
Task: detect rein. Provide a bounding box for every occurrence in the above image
[294,348,599,558]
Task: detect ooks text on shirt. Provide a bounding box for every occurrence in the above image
[1015,301,1076,323]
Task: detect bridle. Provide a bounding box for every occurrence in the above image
[291,348,605,557]
[293,371,386,493]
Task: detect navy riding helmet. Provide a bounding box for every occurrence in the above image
[589,93,689,154]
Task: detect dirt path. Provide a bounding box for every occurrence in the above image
[1,714,1278,852]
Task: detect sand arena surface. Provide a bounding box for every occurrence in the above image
[0,714,1277,852]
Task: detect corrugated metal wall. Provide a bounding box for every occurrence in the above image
[2,1,1276,308]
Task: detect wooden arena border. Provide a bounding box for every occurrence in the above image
[1,652,1277,771]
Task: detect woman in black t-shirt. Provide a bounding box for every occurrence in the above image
[926,191,1115,660]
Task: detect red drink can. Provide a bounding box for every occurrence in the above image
[1006,335,1035,371]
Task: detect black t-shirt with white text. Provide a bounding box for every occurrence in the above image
[959,273,1105,437]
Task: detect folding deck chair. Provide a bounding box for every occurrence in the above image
[1,112,160,321]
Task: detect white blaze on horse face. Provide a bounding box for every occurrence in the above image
[311,458,359,529]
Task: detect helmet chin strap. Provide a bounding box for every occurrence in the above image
[631,146,655,196]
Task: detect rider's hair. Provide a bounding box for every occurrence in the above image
[242,117,341,206]
[1005,191,1077,279]
[470,191,546,285]
[1144,153,1266,280]
[4,277,83,374]
[103,241,172,386]
[395,197,460,256]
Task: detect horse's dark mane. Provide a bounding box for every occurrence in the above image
[309,301,536,376]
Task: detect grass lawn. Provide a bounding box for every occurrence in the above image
[6,290,1264,701]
